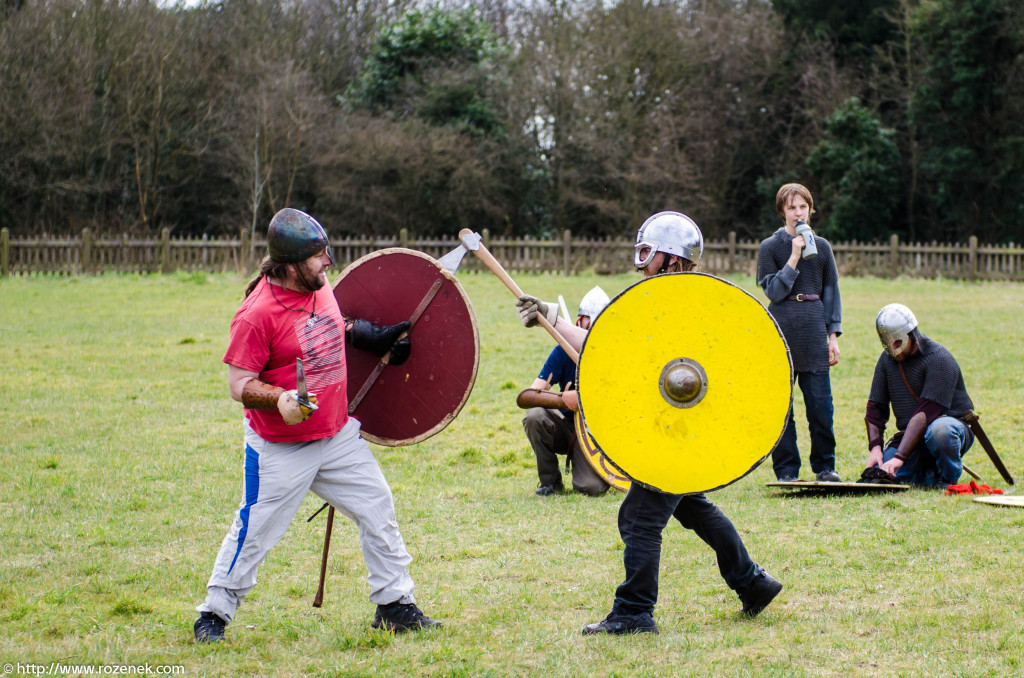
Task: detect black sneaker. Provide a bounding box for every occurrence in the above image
[816,469,842,482]
[193,611,226,642]
[777,475,799,483]
[582,612,658,635]
[535,484,563,496]
[372,602,443,633]
[738,570,783,617]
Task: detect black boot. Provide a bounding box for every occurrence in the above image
[372,601,443,633]
[582,612,658,635]
[193,611,227,642]
[738,570,783,617]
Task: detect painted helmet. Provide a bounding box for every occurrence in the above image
[634,211,704,270]
[267,208,335,265]
[876,303,918,358]
[577,286,610,319]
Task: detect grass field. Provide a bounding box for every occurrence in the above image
[1,270,1023,677]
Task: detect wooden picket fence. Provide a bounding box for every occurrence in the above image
[2,227,1024,281]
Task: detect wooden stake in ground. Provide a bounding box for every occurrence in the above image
[312,506,335,608]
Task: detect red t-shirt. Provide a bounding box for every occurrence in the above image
[222,277,348,442]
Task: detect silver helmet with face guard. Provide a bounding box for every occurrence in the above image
[876,303,918,358]
[577,286,610,319]
[634,211,704,270]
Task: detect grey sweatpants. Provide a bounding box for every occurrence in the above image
[197,417,415,623]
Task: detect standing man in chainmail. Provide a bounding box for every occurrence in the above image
[756,183,843,483]
[863,303,975,486]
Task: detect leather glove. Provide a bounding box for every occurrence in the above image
[388,336,411,366]
[278,390,318,425]
[515,295,557,328]
[347,319,412,365]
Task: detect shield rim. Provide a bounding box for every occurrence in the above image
[333,247,479,447]
[574,411,631,493]
[577,271,793,495]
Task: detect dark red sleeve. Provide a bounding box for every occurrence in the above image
[912,398,946,426]
[864,400,888,450]
[865,400,888,428]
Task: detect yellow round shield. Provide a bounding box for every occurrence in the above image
[577,273,792,495]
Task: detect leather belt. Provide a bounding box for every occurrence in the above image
[786,294,820,302]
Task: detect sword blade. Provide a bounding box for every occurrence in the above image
[296,358,309,399]
[965,414,1014,485]
[294,358,319,411]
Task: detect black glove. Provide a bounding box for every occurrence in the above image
[857,466,899,485]
[388,336,411,366]
[346,319,412,365]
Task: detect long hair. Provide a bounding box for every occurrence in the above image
[660,257,700,274]
[244,257,292,298]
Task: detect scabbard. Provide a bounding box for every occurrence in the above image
[516,388,566,410]
[962,412,1014,486]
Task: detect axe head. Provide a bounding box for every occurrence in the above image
[438,231,482,272]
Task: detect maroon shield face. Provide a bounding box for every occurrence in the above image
[333,248,479,446]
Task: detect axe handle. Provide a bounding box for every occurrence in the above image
[312,506,335,608]
[516,387,566,410]
[459,229,580,363]
[961,463,982,481]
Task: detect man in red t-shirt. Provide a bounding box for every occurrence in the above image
[194,208,441,642]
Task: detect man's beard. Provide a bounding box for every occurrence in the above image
[294,262,326,293]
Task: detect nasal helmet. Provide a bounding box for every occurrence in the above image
[267,208,335,265]
[577,286,610,319]
[634,211,704,270]
[876,303,918,358]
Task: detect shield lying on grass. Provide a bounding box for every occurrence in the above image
[765,481,910,493]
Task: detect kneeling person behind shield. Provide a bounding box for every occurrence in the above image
[863,303,975,487]
[193,208,441,643]
[515,211,783,635]
[518,286,611,497]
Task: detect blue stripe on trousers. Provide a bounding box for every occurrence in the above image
[228,443,260,574]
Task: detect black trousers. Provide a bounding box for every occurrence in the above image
[612,484,759,615]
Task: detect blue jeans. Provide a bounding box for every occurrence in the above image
[773,371,836,479]
[882,416,974,487]
[611,484,760,616]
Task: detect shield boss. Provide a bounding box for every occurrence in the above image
[578,273,792,494]
[333,248,479,446]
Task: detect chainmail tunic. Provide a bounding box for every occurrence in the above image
[867,333,973,432]
[756,228,842,373]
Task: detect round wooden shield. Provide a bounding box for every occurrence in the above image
[577,273,792,495]
[333,248,479,446]
[574,411,631,493]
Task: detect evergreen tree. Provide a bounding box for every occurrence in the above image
[806,98,901,241]
[910,0,1024,241]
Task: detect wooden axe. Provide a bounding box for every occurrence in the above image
[457,228,580,363]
